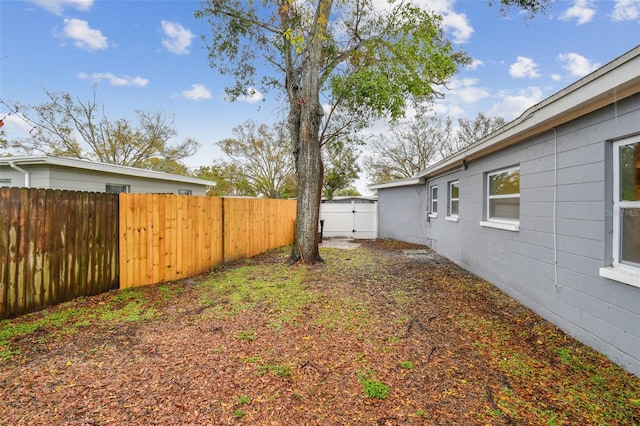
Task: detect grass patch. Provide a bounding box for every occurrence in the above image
[400,361,414,370]
[358,369,390,399]
[198,262,315,326]
[0,288,158,362]
[460,311,640,425]
[257,362,293,378]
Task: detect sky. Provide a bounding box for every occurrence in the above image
[1,0,639,194]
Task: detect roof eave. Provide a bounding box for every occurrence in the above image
[0,156,217,187]
[415,46,640,181]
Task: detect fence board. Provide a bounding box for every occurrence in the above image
[0,188,119,319]
[2,189,296,317]
[119,195,295,288]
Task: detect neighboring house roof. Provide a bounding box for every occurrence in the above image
[369,45,640,190]
[0,155,217,187]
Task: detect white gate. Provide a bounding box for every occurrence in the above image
[319,200,378,239]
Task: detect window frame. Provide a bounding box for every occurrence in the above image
[105,184,130,193]
[429,185,438,218]
[446,180,459,222]
[612,138,640,272]
[486,166,520,225]
[600,136,640,287]
[178,189,193,195]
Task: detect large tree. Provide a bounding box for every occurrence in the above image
[216,120,296,199]
[4,88,199,173]
[450,112,507,155]
[322,137,361,201]
[193,161,256,197]
[196,0,549,264]
[364,114,453,183]
[364,112,506,184]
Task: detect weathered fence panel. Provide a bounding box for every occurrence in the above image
[0,188,119,319]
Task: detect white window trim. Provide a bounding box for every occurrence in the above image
[599,266,640,288]
[486,166,520,227]
[599,137,640,285]
[479,220,519,232]
[447,180,459,221]
[429,185,438,218]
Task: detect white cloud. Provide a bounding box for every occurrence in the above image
[417,0,474,43]
[239,88,264,104]
[27,0,93,15]
[446,78,490,104]
[161,20,194,55]
[78,72,149,87]
[557,52,600,77]
[59,18,108,51]
[490,87,544,120]
[371,0,474,43]
[467,58,484,71]
[440,9,474,43]
[560,0,596,25]
[611,0,640,21]
[509,56,541,79]
[181,84,213,101]
[432,102,465,118]
[551,73,563,81]
[429,77,489,118]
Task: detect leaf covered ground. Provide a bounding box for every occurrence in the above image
[1,239,639,425]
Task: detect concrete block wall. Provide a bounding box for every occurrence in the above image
[376,94,640,376]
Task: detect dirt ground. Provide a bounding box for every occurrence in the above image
[1,239,638,425]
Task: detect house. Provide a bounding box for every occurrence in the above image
[0,156,216,195]
[370,46,640,376]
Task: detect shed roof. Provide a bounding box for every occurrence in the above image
[370,45,640,190]
[0,156,217,187]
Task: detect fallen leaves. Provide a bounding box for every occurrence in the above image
[0,240,638,425]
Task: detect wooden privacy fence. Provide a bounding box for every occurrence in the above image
[0,188,119,319]
[119,194,296,288]
[0,189,297,319]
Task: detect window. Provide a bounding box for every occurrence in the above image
[446,180,459,221]
[600,137,640,286]
[105,184,129,193]
[480,166,520,231]
[178,189,192,195]
[615,138,640,269]
[429,185,438,217]
[0,179,11,187]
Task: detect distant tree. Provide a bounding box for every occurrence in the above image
[0,130,8,154]
[5,87,199,173]
[451,112,506,154]
[365,111,507,184]
[364,114,453,183]
[336,187,361,197]
[216,120,296,199]
[193,161,255,197]
[322,139,361,201]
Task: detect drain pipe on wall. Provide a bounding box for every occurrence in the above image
[552,128,559,292]
[9,161,30,188]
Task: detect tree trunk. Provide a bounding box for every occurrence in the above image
[287,0,332,264]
